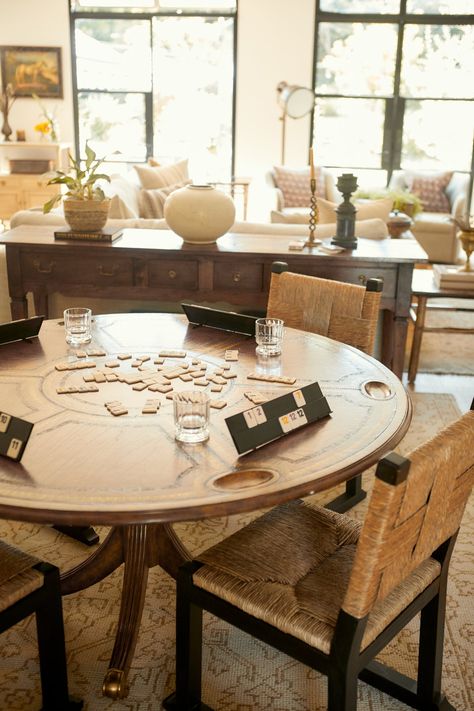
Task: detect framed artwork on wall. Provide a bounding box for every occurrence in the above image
[0,46,63,98]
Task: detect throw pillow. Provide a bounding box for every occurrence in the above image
[104,174,141,218]
[317,196,393,224]
[408,171,452,213]
[109,194,137,219]
[134,159,189,190]
[272,165,326,208]
[139,181,191,219]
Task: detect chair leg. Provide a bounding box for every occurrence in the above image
[35,564,82,710]
[327,669,358,711]
[163,564,211,711]
[417,590,456,710]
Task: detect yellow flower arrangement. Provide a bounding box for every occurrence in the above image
[34,120,51,136]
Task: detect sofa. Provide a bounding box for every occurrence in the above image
[388,170,469,264]
[250,165,468,264]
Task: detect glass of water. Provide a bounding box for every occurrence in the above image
[173,391,210,443]
[64,307,92,345]
[255,318,284,356]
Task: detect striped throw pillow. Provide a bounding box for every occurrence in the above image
[139,181,191,219]
[134,159,189,189]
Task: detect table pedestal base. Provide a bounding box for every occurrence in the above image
[60,522,191,699]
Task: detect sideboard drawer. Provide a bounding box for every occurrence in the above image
[287,265,396,298]
[147,259,199,289]
[214,262,264,291]
[21,253,134,286]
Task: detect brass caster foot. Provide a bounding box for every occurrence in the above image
[102,668,129,699]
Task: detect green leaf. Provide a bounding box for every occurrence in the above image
[43,194,62,214]
[85,142,95,170]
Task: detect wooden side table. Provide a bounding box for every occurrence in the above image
[408,268,474,383]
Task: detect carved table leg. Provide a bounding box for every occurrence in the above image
[33,288,49,318]
[101,523,192,699]
[60,527,124,595]
[10,296,28,320]
[60,522,192,698]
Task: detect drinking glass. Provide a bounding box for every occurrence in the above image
[64,307,92,345]
[173,391,210,443]
[255,318,284,356]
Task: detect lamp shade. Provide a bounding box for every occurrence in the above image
[277,82,315,119]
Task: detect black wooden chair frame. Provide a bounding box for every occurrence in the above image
[0,561,82,711]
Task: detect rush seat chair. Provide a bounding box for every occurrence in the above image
[0,540,82,710]
[163,403,474,711]
[267,261,384,511]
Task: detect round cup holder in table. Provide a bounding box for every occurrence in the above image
[212,468,278,491]
[361,380,394,400]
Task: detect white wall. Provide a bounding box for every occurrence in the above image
[0,0,75,144]
[235,0,315,176]
[0,0,314,177]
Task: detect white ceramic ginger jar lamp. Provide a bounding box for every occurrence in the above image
[164,184,235,244]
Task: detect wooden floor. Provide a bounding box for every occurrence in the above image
[403,372,474,413]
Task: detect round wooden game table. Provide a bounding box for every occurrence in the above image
[0,313,411,699]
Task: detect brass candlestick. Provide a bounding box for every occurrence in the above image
[305,178,319,248]
[457,230,474,272]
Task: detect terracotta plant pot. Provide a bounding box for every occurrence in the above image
[164,184,235,244]
[63,198,110,232]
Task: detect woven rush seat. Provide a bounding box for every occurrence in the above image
[194,502,441,654]
[0,540,43,612]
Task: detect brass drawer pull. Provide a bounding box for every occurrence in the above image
[98,265,118,277]
[33,259,55,274]
[168,269,177,279]
[233,272,241,283]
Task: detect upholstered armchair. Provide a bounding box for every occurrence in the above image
[389,170,469,264]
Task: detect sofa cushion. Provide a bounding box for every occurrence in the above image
[316,196,393,224]
[408,171,452,213]
[139,181,191,219]
[133,159,189,189]
[411,211,453,235]
[271,208,310,224]
[272,165,326,208]
[106,174,141,218]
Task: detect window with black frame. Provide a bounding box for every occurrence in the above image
[312,0,474,184]
[70,1,236,180]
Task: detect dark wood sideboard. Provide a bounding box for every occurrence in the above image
[0,226,427,377]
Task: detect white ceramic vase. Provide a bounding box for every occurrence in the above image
[164,184,235,244]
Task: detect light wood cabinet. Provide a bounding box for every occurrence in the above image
[0,142,71,221]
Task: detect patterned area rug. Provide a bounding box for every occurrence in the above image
[0,393,472,711]
[405,303,474,376]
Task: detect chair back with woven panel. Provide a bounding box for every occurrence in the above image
[163,404,474,711]
[267,261,383,513]
[343,407,474,621]
[267,261,383,355]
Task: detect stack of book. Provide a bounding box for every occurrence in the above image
[433,264,474,291]
[54,226,123,242]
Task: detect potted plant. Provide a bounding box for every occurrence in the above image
[354,188,423,218]
[43,143,111,232]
